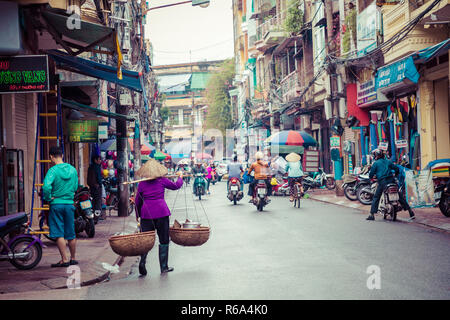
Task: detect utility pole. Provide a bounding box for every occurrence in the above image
[116,91,129,217]
[324,0,344,196]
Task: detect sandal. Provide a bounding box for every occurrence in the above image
[69,259,79,265]
[51,261,70,268]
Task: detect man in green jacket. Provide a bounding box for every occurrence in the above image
[43,146,79,267]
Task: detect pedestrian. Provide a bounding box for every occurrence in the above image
[206,163,213,195]
[134,159,183,276]
[42,146,79,267]
[366,149,415,221]
[285,153,304,202]
[87,154,103,220]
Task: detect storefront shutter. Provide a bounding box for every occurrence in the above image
[15,94,28,151]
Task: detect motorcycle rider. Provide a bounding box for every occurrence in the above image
[367,149,415,221]
[192,161,207,194]
[247,151,272,202]
[227,155,244,189]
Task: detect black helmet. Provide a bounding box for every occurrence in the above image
[371,149,384,160]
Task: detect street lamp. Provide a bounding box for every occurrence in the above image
[143,0,210,13]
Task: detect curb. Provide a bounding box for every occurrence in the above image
[308,196,450,234]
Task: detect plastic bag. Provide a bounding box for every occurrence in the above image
[405,169,435,208]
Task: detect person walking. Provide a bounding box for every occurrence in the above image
[87,154,103,220]
[366,149,415,221]
[134,159,183,276]
[205,163,213,195]
[42,146,79,267]
[285,153,305,202]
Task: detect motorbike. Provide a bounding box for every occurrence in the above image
[252,179,270,212]
[303,168,336,191]
[357,180,377,205]
[211,168,218,185]
[0,212,43,270]
[434,178,450,217]
[227,177,244,205]
[74,186,96,238]
[342,165,371,201]
[272,177,290,196]
[377,181,403,221]
[193,173,207,200]
[104,177,119,214]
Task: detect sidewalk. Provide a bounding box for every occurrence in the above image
[307,189,450,233]
[0,213,136,296]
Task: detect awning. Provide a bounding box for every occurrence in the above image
[62,98,135,122]
[412,38,450,64]
[375,56,420,93]
[158,74,192,93]
[190,73,211,90]
[47,50,143,92]
[41,9,116,56]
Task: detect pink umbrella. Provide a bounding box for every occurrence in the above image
[195,152,212,160]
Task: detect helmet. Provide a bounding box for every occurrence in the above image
[371,149,384,160]
[255,151,264,160]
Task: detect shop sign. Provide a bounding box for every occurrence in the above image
[357,68,388,108]
[378,142,389,151]
[395,139,408,148]
[303,150,320,173]
[0,55,49,94]
[375,56,420,93]
[356,2,381,57]
[98,124,108,140]
[330,135,341,148]
[68,120,99,143]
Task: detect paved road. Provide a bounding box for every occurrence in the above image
[81,181,450,300]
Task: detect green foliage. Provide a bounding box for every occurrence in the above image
[159,106,170,121]
[284,0,304,34]
[205,59,235,134]
[342,8,357,54]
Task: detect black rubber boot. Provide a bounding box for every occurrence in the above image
[139,253,148,276]
[159,244,174,273]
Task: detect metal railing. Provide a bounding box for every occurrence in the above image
[279,70,299,102]
[256,9,288,42]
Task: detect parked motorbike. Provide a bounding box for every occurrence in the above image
[193,173,207,200]
[357,180,377,205]
[74,186,95,238]
[0,212,43,270]
[252,179,270,212]
[303,168,335,191]
[434,178,450,217]
[342,165,372,201]
[227,177,244,205]
[377,182,403,221]
[272,177,290,196]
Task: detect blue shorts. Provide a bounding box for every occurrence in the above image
[48,204,76,240]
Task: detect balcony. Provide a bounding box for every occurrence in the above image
[279,71,301,103]
[255,11,289,52]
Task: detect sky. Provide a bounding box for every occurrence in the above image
[144,0,234,66]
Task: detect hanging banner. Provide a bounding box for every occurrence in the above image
[68,120,99,143]
[0,55,50,94]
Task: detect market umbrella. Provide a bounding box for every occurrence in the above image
[265,130,317,148]
[151,150,170,161]
[195,152,212,160]
[130,140,155,155]
[99,138,131,151]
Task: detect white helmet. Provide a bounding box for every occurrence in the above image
[255,151,264,160]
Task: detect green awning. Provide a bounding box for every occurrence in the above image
[190,73,211,90]
[62,99,135,122]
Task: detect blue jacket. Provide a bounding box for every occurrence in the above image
[369,158,399,182]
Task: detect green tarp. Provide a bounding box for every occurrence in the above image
[190,73,211,90]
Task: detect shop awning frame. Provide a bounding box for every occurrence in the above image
[412,38,450,64]
[41,9,116,57]
[47,50,143,92]
[62,98,135,122]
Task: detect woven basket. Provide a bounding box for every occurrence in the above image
[109,231,156,256]
[169,227,210,247]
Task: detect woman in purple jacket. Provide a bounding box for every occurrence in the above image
[135,171,183,276]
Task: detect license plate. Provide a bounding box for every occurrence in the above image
[388,193,399,201]
[258,188,266,195]
[231,186,239,191]
[80,200,92,210]
[434,191,442,200]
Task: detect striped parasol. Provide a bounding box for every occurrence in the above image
[265,130,317,148]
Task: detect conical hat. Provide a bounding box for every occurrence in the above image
[136,158,168,180]
[285,152,301,162]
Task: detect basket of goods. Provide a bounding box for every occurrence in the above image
[109,231,156,256]
[169,219,210,247]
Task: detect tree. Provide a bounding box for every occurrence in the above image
[204,59,235,135]
[284,0,304,34]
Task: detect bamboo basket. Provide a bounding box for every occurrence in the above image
[109,231,156,256]
[169,227,210,247]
